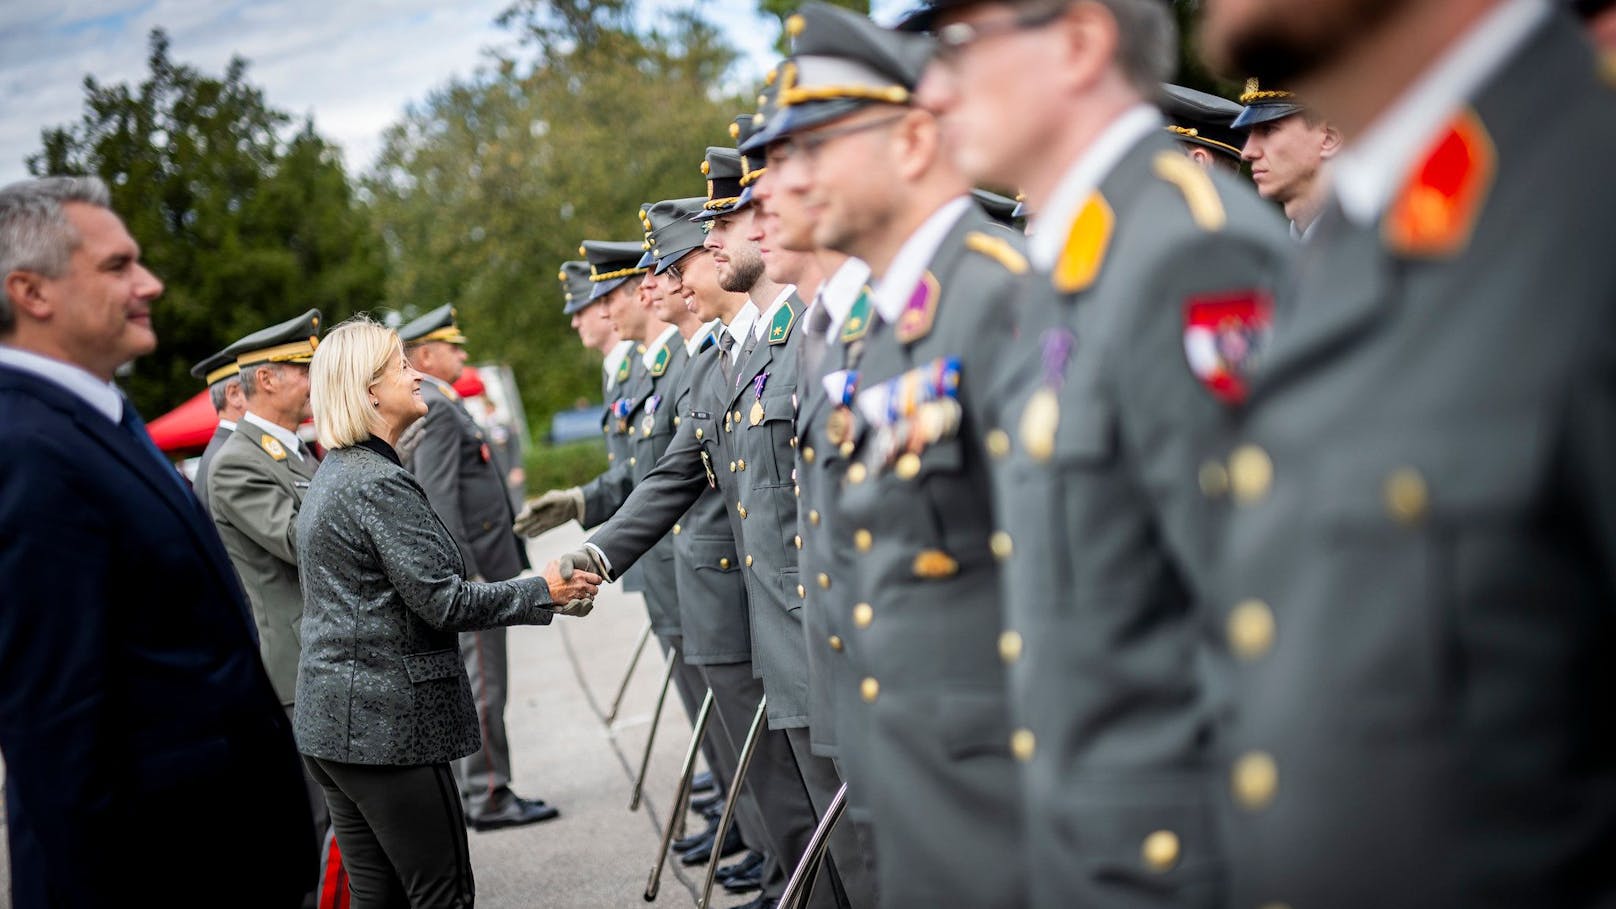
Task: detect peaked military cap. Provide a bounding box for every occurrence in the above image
[741,2,932,153]
[191,347,241,386]
[1232,77,1304,129]
[399,303,467,348]
[691,148,746,221]
[732,74,785,211]
[560,259,595,315]
[971,188,1020,226]
[643,197,709,275]
[228,309,322,369]
[580,239,648,302]
[1161,83,1246,160]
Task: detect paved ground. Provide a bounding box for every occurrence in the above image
[1,523,762,908]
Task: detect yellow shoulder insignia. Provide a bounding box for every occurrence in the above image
[1053,192,1114,294]
[259,434,288,461]
[963,231,1028,275]
[1153,151,1227,232]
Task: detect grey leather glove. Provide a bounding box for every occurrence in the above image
[552,597,595,618]
[556,547,609,580]
[513,487,585,537]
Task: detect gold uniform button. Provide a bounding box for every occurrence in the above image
[986,429,1011,459]
[1010,728,1036,762]
[1141,830,1180,872]
[745,554,754,567]
[1199,460,1230,497]
[628,456,637,466]
[738,459,746,471]
[860,677,879,703]
[895,452,921,480]
[1384,467,1428,524]
[737,503,748,518]
[794,535,803,550]
[828,635,843,651]
[852,603,873,629]
[1229,445,1273,504]
[1232,751,1278,810]
[998,630,1023,664]
[672,523,682,535]
[990,531,1013,561]
[695,428,704,440]
[803,446,816,463]
[839,441,854,458]
[809,510,821,526]
[729,460,737,472]
[817,572,830,589]
[847,462,867,484]
[607,452,615,461]
[1228,599,1276,660]
[733,409,742,424]
[797,584,806,599]
[719,558,731,569]
[790,436,798,448]
[854,529,872,552]
[674,416,681,427]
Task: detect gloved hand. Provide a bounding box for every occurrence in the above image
[513,487,585,537]
[552,596,595,618]
[543,553,604,618]
[555,547,609,580]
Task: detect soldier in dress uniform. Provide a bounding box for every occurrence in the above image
[1191,0,1616,905]
[560,258,622,362]
[1161,83,1247,171]
[398,303,556,832]
[206,308,334,908]
[910,0,1292,906]
[1233,78,1340,238]
[189,346,245,517]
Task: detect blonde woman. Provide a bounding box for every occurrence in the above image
[293,317,599,907]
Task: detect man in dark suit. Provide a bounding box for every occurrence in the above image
[0,175,315,906]
[189,346,245,517]
[400,303,555,831]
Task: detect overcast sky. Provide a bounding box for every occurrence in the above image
[0,0,910,187]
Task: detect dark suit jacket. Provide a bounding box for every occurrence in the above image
[0,364,315,907]
[193,421,232,517]
[407,379,528,582]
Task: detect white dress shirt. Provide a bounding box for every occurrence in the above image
[871,196,974,326]
[0,345,122,423]
[241,410,306,461]
[642,325,681,367]
[1027,104,1162,272]
[724,301,760,347]
[218,419,238,433]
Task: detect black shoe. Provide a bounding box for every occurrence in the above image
[672,817,719,854]
[689,790,725,814]
[680,822,743,865]
[719,851,766,893]
[468,798,560,832]
[690,770,716,794]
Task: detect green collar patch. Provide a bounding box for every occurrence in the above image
[615,356,631,384]
[840,288,873,344]
[649,343,672,377]
[766,296,799,346]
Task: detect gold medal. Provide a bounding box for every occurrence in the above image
[642,415,655,434]
[1020,388,1059,463]
[825,405,852,446]
[895,452,921,480]
[750,400,766,426]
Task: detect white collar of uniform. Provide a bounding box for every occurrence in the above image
[872,196,972,326]
[1331,0,1548,228]
[241,409,305,461]
[687,318,722,356]
[642,324,681,368]
[1027,104,1161,271]
[751,285,798,342]
[0,344,122,423]
[724,300,760,347]
[818,257,872,340]
[603,339,634,380]
[218,418,238,432]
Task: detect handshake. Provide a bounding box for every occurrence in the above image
[538,548,610,617]
[514,487,586,538]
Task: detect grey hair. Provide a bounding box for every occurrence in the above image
[0,176,113,333]
[239,363,279,399]
[1093,0,1178,98]
[208,375,241,412]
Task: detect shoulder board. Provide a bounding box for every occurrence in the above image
[840,288,874,344]
[649,344,672,377]
[1382,108,1494,259]
[1152,151,1227,232]
[766,297,799,346]
[894,272,941,345]
[1053,192,1115,294]
[963,231,1028,275]
[615,357,632,383]
[259,433,288,462]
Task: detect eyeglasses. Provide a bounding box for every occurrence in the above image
[667,247,710,283]
[932,3,1068,65]
[769,112,909,165]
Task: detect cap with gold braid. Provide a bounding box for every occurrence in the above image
[227,308,323,369]
[643,197,709,274]
[690,148,746,222]
[398,303,467,348]
[1232,77,1304,129]
[1161,83,1247,161]
[190,347,241,386]
[560,259,595,315]
[580,240,648,302]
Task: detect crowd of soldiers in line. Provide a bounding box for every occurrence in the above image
[174,0,1616,906]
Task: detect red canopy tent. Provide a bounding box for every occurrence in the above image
[147,390,217,455]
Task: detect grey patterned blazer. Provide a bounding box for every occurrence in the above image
[294,439,555,765]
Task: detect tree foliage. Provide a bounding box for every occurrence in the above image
[366,0,746,432]
[28,30,386,419]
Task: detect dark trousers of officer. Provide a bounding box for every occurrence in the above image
[787,727,876,909]
[699,658,782,861]
[657,628,733,805]
[455,627,517,819]
[305,757,474,909]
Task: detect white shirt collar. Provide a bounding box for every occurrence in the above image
[686,319,722,356]
[724,301,760,347]
[1027,105,1162,271]
[241,410,305,461]
[603,339,634,381]
[872,196,973,325]
[642,324,681,367]
[817,258,872,340]
[218,419,238,432]
[751,285,798,342]
[0,345,123,423]
[1332,0,1547,227]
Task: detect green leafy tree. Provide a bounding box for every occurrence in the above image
[28,29,386,419]
[366,0,745,439]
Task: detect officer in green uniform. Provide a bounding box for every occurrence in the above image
[189,346,245,518]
